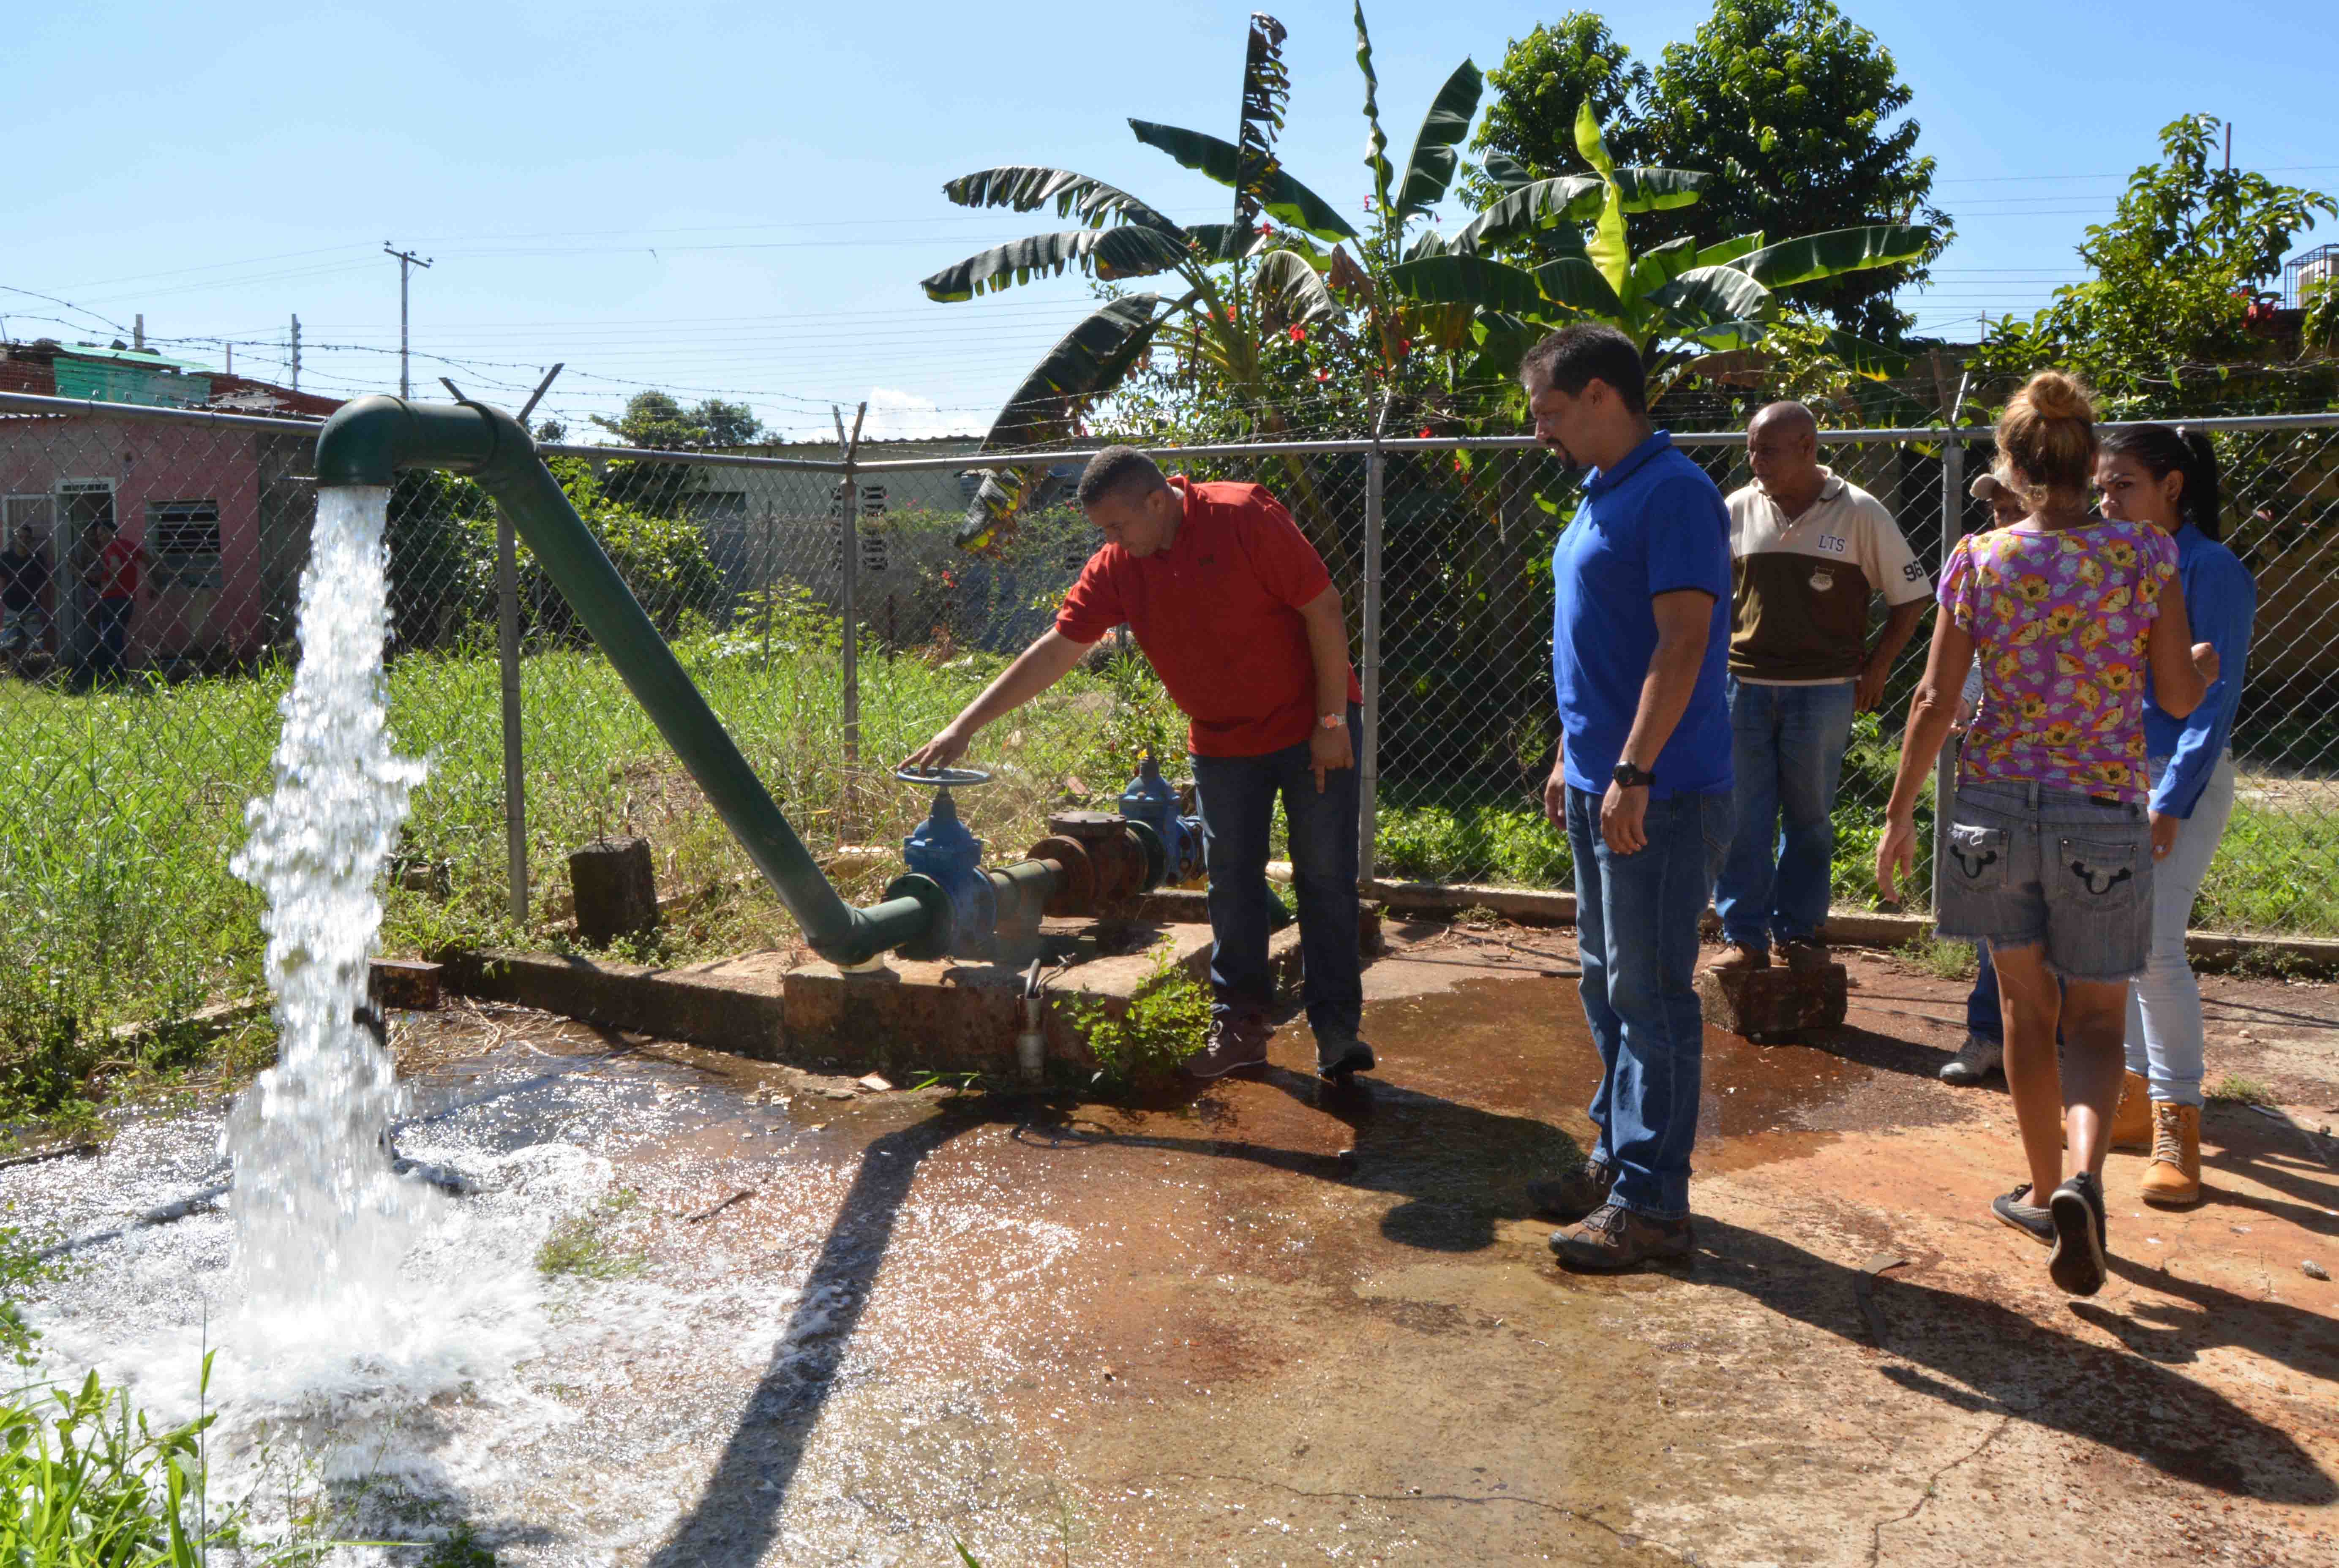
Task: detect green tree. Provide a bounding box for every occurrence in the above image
[1466,14,1652,204]
[587,390,767,514]
[1974,114,2335,410]
[1470,2,1948,339]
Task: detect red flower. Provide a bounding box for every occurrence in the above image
[1397,338,1412,354]
[1314,369,1330,382]
[1288,325,1306,343]
[1418,427,1433,439]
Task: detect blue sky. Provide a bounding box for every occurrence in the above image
[5,0,2333,440]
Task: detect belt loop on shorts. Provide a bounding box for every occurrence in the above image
[2023,779,2041,809]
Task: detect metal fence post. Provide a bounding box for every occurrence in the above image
[496,512,529,926]
[833,402,867,841]
[1358,400,1388,885]
[1930,374,1972,916]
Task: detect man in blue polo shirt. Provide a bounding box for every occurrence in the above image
[1519,324,1734,1271]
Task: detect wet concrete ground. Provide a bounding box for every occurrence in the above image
[14,922,2338,1565]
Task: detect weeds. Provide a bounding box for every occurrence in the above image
[2207,1073,2274,1105]
[1064,949,1212,1090]
[1901,937,1979,981]
[535,1189,645,1280]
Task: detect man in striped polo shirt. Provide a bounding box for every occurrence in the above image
[1710,401,1931,975]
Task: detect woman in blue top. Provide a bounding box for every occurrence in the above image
[2094,425,2254,1207]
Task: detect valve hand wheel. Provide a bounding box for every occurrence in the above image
[894,765,991,788]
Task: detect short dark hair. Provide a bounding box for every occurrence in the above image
[1519,324,1647,414]
[1076,445,1168,509]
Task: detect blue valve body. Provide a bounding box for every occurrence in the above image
[902,788,995,953]
[1118,757,1207,885]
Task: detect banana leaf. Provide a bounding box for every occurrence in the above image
[1390,253,1546,313]
[1534,256,1625,318]
[941,166,1183,234]
[1644,264,1775,326]
[959,294,1170,550]
[1732,225,1933,289]
[1254,249,1340,325]
[1623,236,1701,304]
[1233,13,1292,233]
[1447,175,1605,253]
[1393,59,1483,218]
[1479,151,1535,195]
[1130,120,1363,241]
[1353,0,1393,212]
[1610,166,1712,213]
[921,226,1192,301]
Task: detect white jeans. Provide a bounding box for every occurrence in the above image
[2123,752,2238,1107]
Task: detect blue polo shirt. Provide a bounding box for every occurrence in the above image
[2143,523,2255,819]
[1551,430,1734,798]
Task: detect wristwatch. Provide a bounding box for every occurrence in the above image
[1317,712,1347,731]
[1611,761,1655,789]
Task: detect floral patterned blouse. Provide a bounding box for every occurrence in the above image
[1940,520,2180,803]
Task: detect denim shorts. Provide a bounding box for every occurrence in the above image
[1934,779,2154,982]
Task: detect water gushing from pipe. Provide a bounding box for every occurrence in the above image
[225,484,433,1322]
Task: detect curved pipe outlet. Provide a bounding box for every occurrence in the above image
[314,395,928,967]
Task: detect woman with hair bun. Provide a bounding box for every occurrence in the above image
[2094,423,2255,1206]
[1876,370,2214,1296]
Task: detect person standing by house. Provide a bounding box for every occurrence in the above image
[2092,424,2255,1206]
[0,520,52,672]
[1515,324,1735,1273]
[1877,370,2211,1297]
[76,514,148,689]
[1709,402,1931,975]
[902,447,1372,1083]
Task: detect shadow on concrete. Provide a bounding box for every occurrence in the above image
[1013,1066,1584,1254]
[1691,1217,2338,1504]
[645,1113,969,1568]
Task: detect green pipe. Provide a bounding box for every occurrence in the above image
[315,394,930,967]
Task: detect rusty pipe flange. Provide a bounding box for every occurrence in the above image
[1027,836,1093,916]
[1047,811,1147,905]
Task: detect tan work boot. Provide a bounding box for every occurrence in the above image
[2139,1101,2203,1207]
[1707,942,1770,973]
[2108,1070,2152,1152]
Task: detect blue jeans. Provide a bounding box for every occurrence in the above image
[1713,678,1856,950]
[1566,786,1734,1220]
[1967,939,2003,1043]
[1190,706,1362,1043]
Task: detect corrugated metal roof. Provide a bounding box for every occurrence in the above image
[60,343,218,374]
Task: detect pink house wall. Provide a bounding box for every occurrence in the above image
[0,413,273,664]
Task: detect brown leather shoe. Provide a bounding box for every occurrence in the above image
[2138,1100,2203,1207]
[1183,1016,1269,1079]
[1549,1201,1693,1272]
[1707,943,1770,973]
[2109,1070,2152,1152]
[1780,938,1833,975]
[1525,1160,1612,1224]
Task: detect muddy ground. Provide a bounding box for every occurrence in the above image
[19,920,2338,1565]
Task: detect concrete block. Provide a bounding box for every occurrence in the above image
[1695,963,1848,1042]
[369,958,442,1011]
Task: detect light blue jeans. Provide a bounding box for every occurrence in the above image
[1713,677,1856,950]
[2123,753,2238,1108]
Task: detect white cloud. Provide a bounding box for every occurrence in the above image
[858,386,973,442]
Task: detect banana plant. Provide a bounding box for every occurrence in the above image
[1390,103,1933,398]
[922,11,1480,551]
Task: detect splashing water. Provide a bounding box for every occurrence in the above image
[226,485,433,1324]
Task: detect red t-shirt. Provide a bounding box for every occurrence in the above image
[95,536,140,600]
[1055,476,1360,757]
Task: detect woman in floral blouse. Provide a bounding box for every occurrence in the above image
[1876,370,2212,1297]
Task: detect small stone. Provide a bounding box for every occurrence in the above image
[1695,963,1848,1040]
[2304,1260,2331,1282]
[819,1086,855,1101]
[856,1073,893,1093]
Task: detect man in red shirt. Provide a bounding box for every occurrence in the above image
[906,446,1370,1081]
[76,515,148,689]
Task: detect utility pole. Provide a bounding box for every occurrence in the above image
[2224,121,2232,172]
[289,315,301,392]
[383,242,433,398]
[134,314,145,351]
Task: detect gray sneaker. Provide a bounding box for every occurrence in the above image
[1991,1182,2054,1246]
[1183,1016,1269,1079]
[1941,1032,2004,1084]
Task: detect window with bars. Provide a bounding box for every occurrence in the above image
[148,498,222,590]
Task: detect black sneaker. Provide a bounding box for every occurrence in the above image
[1183,1016,1269,1080]
[1315,1036,1376,1082]
[2047,1172,2110,1296]
[1990,1183,2054,1247]
[1525,1160,1612,1224]
[1549,1201,1693,1272]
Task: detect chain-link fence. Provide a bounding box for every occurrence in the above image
[4,388,2336,1048]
